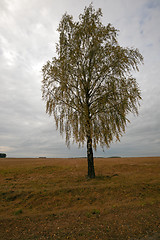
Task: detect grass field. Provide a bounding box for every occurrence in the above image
[0,157,159,239]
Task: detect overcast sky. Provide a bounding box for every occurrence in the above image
[0,0,160,158]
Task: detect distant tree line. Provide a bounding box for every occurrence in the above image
[0,153,6,158]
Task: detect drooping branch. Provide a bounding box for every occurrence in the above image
[42,3,143,151]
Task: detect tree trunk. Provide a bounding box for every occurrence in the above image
[87,136,95,178]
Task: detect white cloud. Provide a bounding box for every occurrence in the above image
[0,0,160,157]
[0,146,15,153]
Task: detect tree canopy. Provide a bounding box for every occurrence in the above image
[42,4,143,178]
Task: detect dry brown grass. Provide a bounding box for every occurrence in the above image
[0,157,160,239]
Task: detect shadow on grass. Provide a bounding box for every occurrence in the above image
[86,174,119,180]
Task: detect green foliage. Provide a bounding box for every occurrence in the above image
[0,153,6,158]
[42,3,143,150]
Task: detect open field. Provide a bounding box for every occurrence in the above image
[0,157,160,239]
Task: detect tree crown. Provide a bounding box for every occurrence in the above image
[42,4,143,149]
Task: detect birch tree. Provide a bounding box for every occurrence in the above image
[42,4,143,178]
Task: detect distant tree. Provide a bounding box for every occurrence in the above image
[0,153,6,158]
[42,4,143,178]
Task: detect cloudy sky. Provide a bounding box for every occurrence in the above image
[0,0,160,158]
